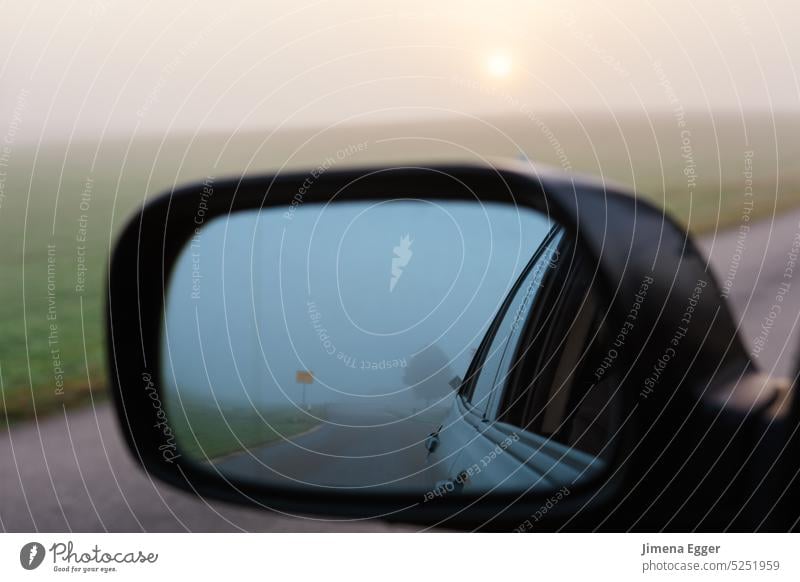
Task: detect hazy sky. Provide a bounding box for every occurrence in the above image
[162,202,550,409]
[1,0,798,141]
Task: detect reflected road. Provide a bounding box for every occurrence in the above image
[214,404,445,491]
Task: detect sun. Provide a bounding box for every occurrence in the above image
[486,52,513,79]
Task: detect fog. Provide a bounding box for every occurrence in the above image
[2,1,797,142]
[162,201,552,419]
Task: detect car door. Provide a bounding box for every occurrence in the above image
[428,224,616,497]
[425,226,577,494]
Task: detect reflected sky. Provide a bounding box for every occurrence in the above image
[162,200,552,419]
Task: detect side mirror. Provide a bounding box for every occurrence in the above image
[107,160,766,530]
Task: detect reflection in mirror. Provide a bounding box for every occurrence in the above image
[162,199,620,498]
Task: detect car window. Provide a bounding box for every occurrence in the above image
[466,227,564,418]
[519,287,618,457]
[495,251,619,458]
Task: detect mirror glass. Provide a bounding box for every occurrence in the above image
[161,199,620,497]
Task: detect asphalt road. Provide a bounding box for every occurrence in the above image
[2,209,800,532]
[214,405,440,490]
[697,207,800,378]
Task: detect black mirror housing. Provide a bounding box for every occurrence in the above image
[107,159,768,531]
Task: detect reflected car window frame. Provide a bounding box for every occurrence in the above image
[496,232,618,458]
[497,231,585,428]
[459,224,563,415]
[483,230,566,421]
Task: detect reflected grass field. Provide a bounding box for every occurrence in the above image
[2,113,799,425]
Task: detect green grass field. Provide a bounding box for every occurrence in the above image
[2,113,799,425]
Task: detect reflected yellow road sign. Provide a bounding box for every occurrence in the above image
[296,370,314,384]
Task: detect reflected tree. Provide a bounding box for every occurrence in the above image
[403,345,455,406]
